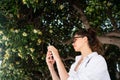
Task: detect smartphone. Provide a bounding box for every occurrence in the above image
[48,43,54,59]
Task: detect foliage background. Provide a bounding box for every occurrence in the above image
[0,0,120,80]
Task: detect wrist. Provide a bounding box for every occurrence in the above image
[48,64,54,68]
[55,57,62,63]
[49,67,56,73]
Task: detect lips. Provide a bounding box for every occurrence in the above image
[73,46,77,50]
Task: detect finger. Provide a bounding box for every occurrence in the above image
[46,59,53,64]
[47,51,53,58]
[46,53,53,60]
[47,46,55,51]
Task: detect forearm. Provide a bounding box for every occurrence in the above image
[49,67,60,80]
[47,46,69,80]
[56,58,69,80]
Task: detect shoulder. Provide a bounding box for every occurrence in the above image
[93,53,106,63]
[87,52,107,67]
[89,52,105,61]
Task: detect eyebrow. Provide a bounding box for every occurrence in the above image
[72,36,82,41]
[73,36,82,38]
[73,36,83,39]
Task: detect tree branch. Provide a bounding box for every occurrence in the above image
[63,31,120,48]
[72,5,90,29]
[71,3,120,48]
[98,36,120,48]
[105,31,120,37]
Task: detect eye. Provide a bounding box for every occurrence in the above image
[72,38,77,43]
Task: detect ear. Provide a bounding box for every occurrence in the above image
[83,36,88,42]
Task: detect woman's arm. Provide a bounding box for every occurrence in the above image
[47,46,69,80]
[46,51,60,80]
[56,57,69,80]
[49,66,60,80]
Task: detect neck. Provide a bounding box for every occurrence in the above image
[80,46,92,58]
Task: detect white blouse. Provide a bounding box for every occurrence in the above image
[67,52,111,80]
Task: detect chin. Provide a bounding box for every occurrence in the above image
[74,48,79,52]
[74,47,81,52]
[75,50,80,52]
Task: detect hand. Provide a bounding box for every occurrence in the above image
[47,45,60,61]
[46,50,55,69]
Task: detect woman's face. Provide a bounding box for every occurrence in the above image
[72,34,85,52]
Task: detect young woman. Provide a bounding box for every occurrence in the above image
[46,28,111,80]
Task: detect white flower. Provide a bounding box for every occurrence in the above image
[38,31,42,35]
[25,46,28,48]
[59,5,64,10]
[29,48,35,53]
[5,49,10,54]
[16,61,20,64]
[0,48,2,52]
[2,36,8,40]
[18,53,23,58]
[18,49,22,53]
[4,53,9,60]
[15,29,19,33]
[0,31,3,35]
[0,40,2,43]
[12,49,16,52]
[49,30,53,33]
[22,32,27,36]
[10,28,14,32]
[5,42,8,46]
[22,0,27,4]
[33,29,38,33]
[52,0,56,4]
[37,39,42,44]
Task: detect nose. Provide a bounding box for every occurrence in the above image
[72,43,74,46]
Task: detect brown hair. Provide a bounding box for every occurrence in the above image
[74,28,104,55]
